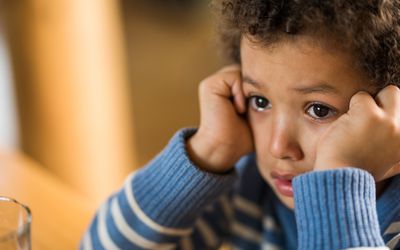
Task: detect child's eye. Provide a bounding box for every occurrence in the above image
[306,103,337,120]
[248,96,272,112]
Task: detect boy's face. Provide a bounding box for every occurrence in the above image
[241,36,374,209]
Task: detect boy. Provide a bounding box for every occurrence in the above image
[81,0,400,249]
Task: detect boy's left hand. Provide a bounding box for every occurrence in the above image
[314,85,400,181]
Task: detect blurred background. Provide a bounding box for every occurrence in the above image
[0,0,224,205]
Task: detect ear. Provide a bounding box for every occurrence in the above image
[382,162,400,180]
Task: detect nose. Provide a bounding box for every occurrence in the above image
[268,119,303,161]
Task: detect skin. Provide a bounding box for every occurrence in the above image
[187,35,400,210]
[241,36,380,208]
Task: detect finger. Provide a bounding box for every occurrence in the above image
[374,85,400,117]
[202,69,240,99]
[218,64,241,73]
[220,70,246,114]
[231,78,246,114]
[204,65,245,113]
[348,91,378,113]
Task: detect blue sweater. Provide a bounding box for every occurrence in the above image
[81,129,400,250]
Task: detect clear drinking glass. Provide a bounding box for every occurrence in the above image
[0,197,31,250]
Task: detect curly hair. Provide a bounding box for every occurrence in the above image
[212,0,400,89]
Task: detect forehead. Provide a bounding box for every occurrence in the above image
[240,36,374,94]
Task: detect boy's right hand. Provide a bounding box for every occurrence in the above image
[187,65,254,174]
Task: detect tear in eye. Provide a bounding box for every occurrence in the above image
[249,96,271,112]
[306,103,336,119]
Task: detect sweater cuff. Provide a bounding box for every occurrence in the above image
[132,128,237,228]
[293,168,385,250]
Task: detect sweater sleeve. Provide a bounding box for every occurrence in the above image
[292,168,387,250]
[80,128,237,250]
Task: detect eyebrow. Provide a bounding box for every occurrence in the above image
[242,75,262,88]
[242,74,341,95]
[292,83,341,95]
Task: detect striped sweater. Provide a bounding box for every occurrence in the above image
[81,128,400,250]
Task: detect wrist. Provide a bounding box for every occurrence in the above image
[186,131,239,174]
[132,128,238,228]
[293,168,384,249]
[314,155,353,171]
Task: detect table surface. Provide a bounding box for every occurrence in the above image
[0,150,98,250]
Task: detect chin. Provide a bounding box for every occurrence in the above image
[276,193,295,210]
[259,168,296,210]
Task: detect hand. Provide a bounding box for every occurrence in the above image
[314,85,400,181]
[187,65,254,174]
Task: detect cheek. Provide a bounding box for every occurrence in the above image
[248,113,269,155]
[248,113,273,168]
[298,122,329,167]
[248,112,330,171]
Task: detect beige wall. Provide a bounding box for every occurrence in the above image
[5,0,136,204]
[122,3,224,165]
[2,1,224,203]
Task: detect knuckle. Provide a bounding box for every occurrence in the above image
[199,76,225,96]
[199,76,215,90]
[386,84,400,93]
[355,90,369,97]
[219,64,240,73]
[350,91,368,105]
[377,84,400,97]
[198,80,210,95]
[200,71,237,88]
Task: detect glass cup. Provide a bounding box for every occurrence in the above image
[0,197,31,250]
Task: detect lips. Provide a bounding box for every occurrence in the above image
[271,171,295,197]
[271,171,295,181]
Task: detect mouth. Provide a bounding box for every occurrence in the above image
[271,171,295,197]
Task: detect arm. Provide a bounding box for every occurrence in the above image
[293,168,389,250]
[81,65,253,250]
[80,129,237,250]
[296,86,400,249]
